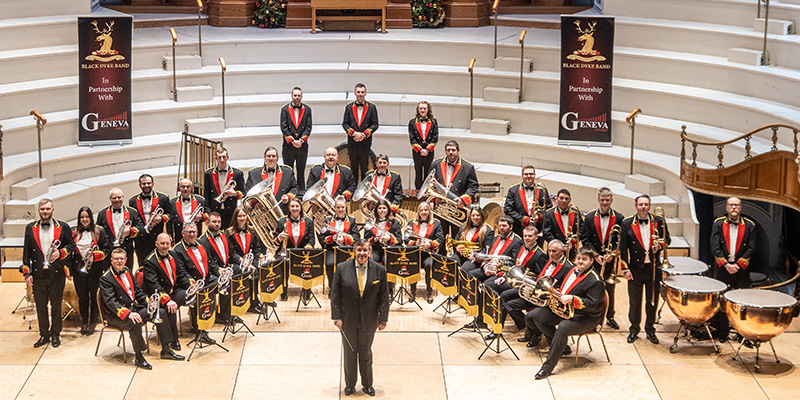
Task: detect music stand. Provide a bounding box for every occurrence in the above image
[186,282,229,361]
[430,253,462,323]
[257,259,284,325]
[385,246,422,310]
[222,271,256,343]
[288,248,325,311]
[448,268,485,340]
[478,288,519,360]
[11,286,36,330]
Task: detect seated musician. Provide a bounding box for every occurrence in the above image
[542,189,580,261]
[227,206,265,312]
[404,201,444,303]
[306,147,357,199]
[530,247,605,379]
[169,178,208,240]
[142,232,190,351]
[71,206,111,336]
[522,240,572,347]
[274,197,316,301]
[318,196,359,296]
[244,146,298,214]
[360,154,404,213]
[363,199,402,265]
[201,212,241,324]
[173,223,219,344]
[484,225,547,332]
[452,205,493,263]
[99,248,184,370]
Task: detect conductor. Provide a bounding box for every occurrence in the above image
[331,238,390,397]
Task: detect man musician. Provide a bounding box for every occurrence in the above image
[99,248,184,369]
[504,166,552,244]
[342,83,379,182]
[360,154,404,213]
[579,187,624,330]
[543,188,580,261]
[319,196,360,295]
[280,87,312,191]
[244,146,298,214]
[619,194,670,344]
[129,174,171,268]
[204,147,245,230]
[22,198,75,348]
[306,147,357,200]
[522,240,572,347]
[173,223,219,344]
[170,178,208,240]
[202,212,242,324]
[97,188,144,269]
[142,233,190,352]
[430,140,479,240]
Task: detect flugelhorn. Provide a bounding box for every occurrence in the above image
[417,171,467,226]
[445,234,481,258]
[148,291,163,324]
[144,207,164,233]
[187,205,204,224]
[218,266,234,295]
[537,276,574,319]
[78,244,99,274]
[302,177,336,233]
[214,180,237,209]
[43,239,61,267]
[186,279,205,306]
[113,219,132,247]
[321,224,350,246]
[364,218,394,244]
[599,225,622,284]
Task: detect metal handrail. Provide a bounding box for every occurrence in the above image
[468,58,476,120]
[492,0,500,60]
[757,261,800,291]
[518,30,526,102]
[680,123,800,169]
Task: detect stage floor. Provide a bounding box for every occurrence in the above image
[1,280,799,400]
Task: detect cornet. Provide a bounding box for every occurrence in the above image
[144,207,164,233]
[214,180,237,210]
[321,224,350,246]
[43,239,61,267]
[186,279,205,306]
[113,219,132,247]
[364,219,393,245]
[78,245,99,274]
[148,291,163,324]
[218,267,234,295]
[187,205,204,224]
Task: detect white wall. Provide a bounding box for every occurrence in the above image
[0,0,91,20]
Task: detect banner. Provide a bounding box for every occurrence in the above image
[482,287,503,334]
[78,16,133,145]
[259,259,285,303]
[558,16,614,145]
[196,282,218,331]
[288,249,325,289]
[229,270,253,316]
[430,253,457,297]
[457,268,479,317]
[333,246,354,276]
[384,246,421,285]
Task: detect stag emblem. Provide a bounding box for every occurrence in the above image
[566,20,607,62]
[85,20,125,62]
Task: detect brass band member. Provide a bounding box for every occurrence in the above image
[542,188,580,261]
[404,201,444,303]
[274,197,316,301]
[319,197,360,294]
[306,147,357,200]
[99,248,184,369]
[342,83,379,181]
[363,199,402,265]
[97,188,144,269]
[504,166,551,243]
[522,240,571,347]
[129,174,171,267]
[169,178,208,240]
[71,206,110,336]
[201,212,242,324]
[452,205,494,265]
[430,140,479,239]
[579,187,624,330]
[408,101,439,190]
[227,206,265,312]
[531,247,606,379]
[173,223,219,344]
[361,154,404,213]
[244,146,298,214]
[23,199,75,348]
[204,147,245,229]
[619,194,670,344]
[142,232,190,351]
[280,87,312,191]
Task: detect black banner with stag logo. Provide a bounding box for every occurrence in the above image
[196,282,218,331]
[78,16,133,145]
[259,259,284,304]
[430,253,458,297]
[333,246,354,276]
[384,246,421,285]
[558,16,614,145]
[482,287,503,334]
[288,249,325,289]
[229,270,254,316]
[457,268,479,317]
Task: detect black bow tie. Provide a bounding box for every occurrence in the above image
[355,102,365,107]
[159,253,171,259]
[187,242,198,248]
[77,226,91,233]
[290,218,301,223]
[113,208,123,213]
[335,216,346,221]
[560,209,570,216]
[211,232,221,239]
[728,219,739,226]
[523,186,535,191]
[40,222,51,227]
[291,103,302,109]
[325,169,334,175]
[141,194,151,200]
[237,228,248,233]
[419,117,429,122]
[267,167,276,173]
[182,198,191,203]
[638,218,649,224]
[217,168,228,173]
[447,162,457,168]
[599,212,610,218]
[376,171,386,176]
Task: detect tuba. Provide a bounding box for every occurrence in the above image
[536,276,575,319]
[417,171,467,226]
[506,267,548,307]
[302,177,336,233]
[243,177,285,261]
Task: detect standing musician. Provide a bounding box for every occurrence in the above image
[306,147,357,200]
[361,154,404,213]
[342,83,379,181]
[408,101,439,190]
[709,196,756,342]
[404,201,444,303]
[363,199,402,266]
[619,194,670,344]
[142,232,190,352]
[173,223,219,344]
[430,140,479,240]
[129,174,171,268]
[71,206,110,336]
[280,87,312,191]
[504,166,551,243]
[201,212,242,324]
[227,206,265,312]
[204,147,245,230]
[530,247,606,379]
[22,199,75,348]
[579,187,624,330]
[452,205,494,264]
[319,197,360,295]
[542,188,580,261]
[244,146,298,214]
[274,197,316,301]
[99,248,184,369]
[522,240,572,347]
[169,178,208,240]
[97,188,144,269]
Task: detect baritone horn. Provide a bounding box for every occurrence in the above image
[243,177,285,261]
[536,276,574,319]
[506,267,548,307]
[417,171,467,226]
[302,177,336,233]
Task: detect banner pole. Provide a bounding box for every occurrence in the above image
[170,28,178,101]
[519,30,526,102]
[468,58,476,121]
[219,57,227,124]
[197,0,203,58]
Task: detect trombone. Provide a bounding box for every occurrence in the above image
[599,225,622,284]
[650,206,669,306]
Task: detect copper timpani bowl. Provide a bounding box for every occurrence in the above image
[724,289,799,342]
[661,275,728,325]
[661,256,709,279]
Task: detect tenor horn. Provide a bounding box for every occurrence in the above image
[243,176,285,261]
[417,171,467,226]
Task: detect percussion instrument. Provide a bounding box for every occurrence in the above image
[661,275,727,353]
[62,279,80,319]
[661,256,708,279]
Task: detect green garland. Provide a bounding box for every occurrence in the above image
[253,0,288,28]
[411,0,445,28]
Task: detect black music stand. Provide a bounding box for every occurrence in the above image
[478,289,519,360]
[390,285,422,309]
[221,272,256,343]
[11,289,36,330]
[296,289,322,311]
[448,269,486,341]
[433,295,462,324]
[186,283,229,362]
[430,254,462,323]
[256,301,281,324]
[187,330,229,362]
[385,246,422,310]
[222,317,254,342]
[288,248,325,311]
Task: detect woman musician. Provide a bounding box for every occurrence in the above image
[404,201,443,303]
[227,206,265,312]
[363,199,402,264]
[318,196,359,296]
[71,206,111,336]
[453,205,494,266]
[274,197,315,301]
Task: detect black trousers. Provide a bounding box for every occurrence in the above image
[348,142,370,182]
[108,307,172,354]
[627,263,659,335]
[523,307,544,340]
[410,254,434,294]
[325,249,336,289]
[342,325,376,389]
[283,143,309,191]
[73,266,103,325]
[532,307,599,373]
[33,273,65,338]
[502,288,534,330]
[412,150,435,190]
[484,276,513,326]
[593,261,616,319]
[709,265,750,339]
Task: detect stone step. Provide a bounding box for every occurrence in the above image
[185,116,225,134]
[625,174,665,196]
[753,17,795,35]
[3,219,31,239]
[483,86,520,104]
[177,85,214,102]
[494,56,534,73]
[11,178,49,201]
[163,55,202,71]
[727,47,765,66]
[1,260,24,282]
[4,182,91,221]
[470,118,510,136]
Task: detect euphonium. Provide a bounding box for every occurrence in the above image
[600,225,622,284]
[302,177,336,233]
[506,267,548,307]
[474,253,514,274]
[243,177,285,261]
[536,276,574,319]
[78,244,99,274]
[353,179,408,230]
[113,219,132,247]
[144,207,164,233]
[445,234,481,258]
[417,171,467,226]
[186,279,205,306]
[148,291,163,324]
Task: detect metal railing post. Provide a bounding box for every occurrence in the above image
[30,110,46,178]
[762,0,770,65]
[492,0,499,60]
[626,108,642,174]
[219,57,227,124]
[519,30,526,102]
[170,28,178,101]
[469,58,476,121]
[197,0,204,57]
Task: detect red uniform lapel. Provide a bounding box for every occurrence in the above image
[415,121,431,142]
[234,232,252,254]
[184,243,208,277]
[439,159,461,187]
[289,105,305,129]
[352,103,368,128]
[561,267,589,294]
[372,172,391,196]
[320,167,341,195]
[722,220,746,257]
[114,271,135,300]
[594,212,617,244]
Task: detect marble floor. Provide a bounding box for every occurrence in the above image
[2,281,799,400]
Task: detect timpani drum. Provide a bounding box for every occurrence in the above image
[661,276,728,325]
[661,256,708,279]
[724,289,799,342]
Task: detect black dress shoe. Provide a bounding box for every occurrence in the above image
[85,323,96,336]
[743,339,755,349]
[160,350,185,361]
[135,355,153,370]
[627,332,638,343]
[517,336,532,343]
[51,336,61,348]
[646,332,659,344]
[562,345,572,356]
[199,332,216,345]
[280,293,288,301]
[484,332,499,341]
[606,318,620,330]
[343,387,355,396]
[80,324,87,336]
[526,337,541,348]
[732,333,743,342]
[534,369,550,380]
[34,336,50,348]
[363,387,376,397]
[170,341,182,351]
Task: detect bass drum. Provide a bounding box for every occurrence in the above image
[62,279,80,319]
[334,142,376,171]
[482,201,504,230]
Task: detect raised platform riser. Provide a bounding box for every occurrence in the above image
[0,19,76,53]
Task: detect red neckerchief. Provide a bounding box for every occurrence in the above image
[723,220,746,257]
[415,120,432,142]
[518,185,541,216]
[289,104,305,129]
[320,166,341,195]
[594,211,617,244]
[372,171,391,196]
[106,207,131,239]
[135,193,160,222]
[488,234,513,255]
[439,158,462,187]
[632,216,656,250]
[34,220,62,253]
[538,259,565,280]
[287,219,306,247]
[516,246,537,268]
[175,197,199,223]
[554,208,576,238]
[114,270,135,300]
[184,242,208,278]
[351,103,368,128]
[158,253,176,287]
[207,232,230,264]
[561,267,590,295]
[233,231,252,254]
[260,165,284,196]
[211,166,233,197]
